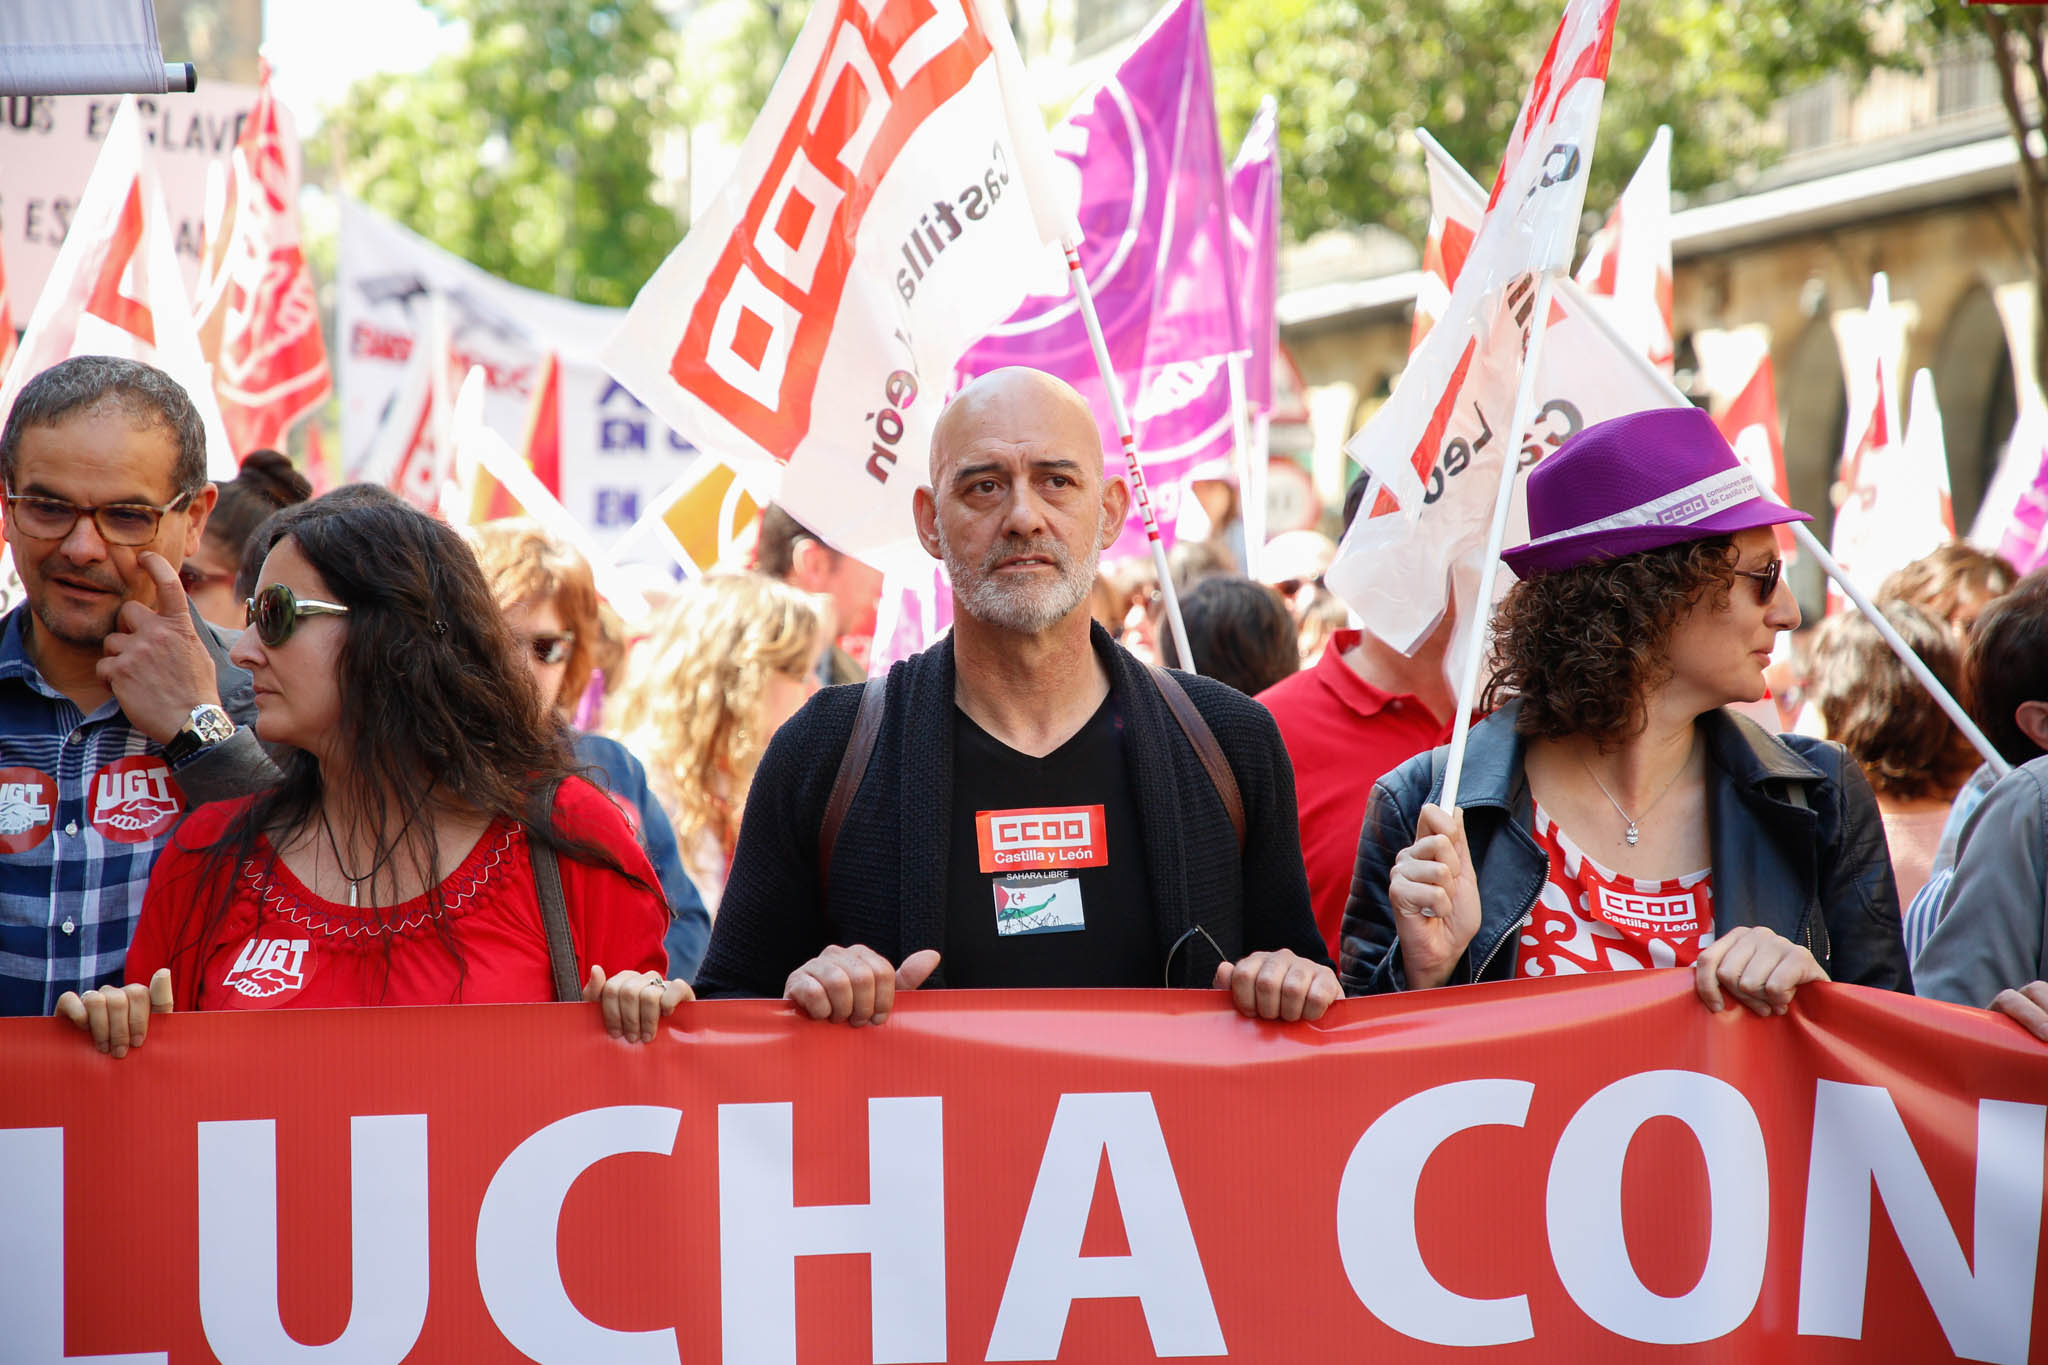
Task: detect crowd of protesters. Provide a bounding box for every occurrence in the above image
[9,354,2045,1054]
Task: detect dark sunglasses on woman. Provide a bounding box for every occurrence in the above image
[1731,558,1782,605]
[244,583,350,647]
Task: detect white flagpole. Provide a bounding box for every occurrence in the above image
[1560,275,2010,778]
[1439,269,1559,811]
[1226,351,1261,579]
[1061,236,1194,670]
[1792,524,2008,778]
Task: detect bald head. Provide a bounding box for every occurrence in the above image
[929,367,1104,484]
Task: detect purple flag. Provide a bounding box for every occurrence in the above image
[1229,98,1279,416]
[958,0,1242,555]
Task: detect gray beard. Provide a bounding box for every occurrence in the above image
[938,511,1105,636]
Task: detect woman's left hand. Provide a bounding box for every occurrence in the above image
[585,965,693,1043]
[1692,926,1827,1016]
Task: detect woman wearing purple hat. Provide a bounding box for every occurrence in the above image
[1339,407,1911,1009]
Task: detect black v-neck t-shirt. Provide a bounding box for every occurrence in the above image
[944,691,1156,988]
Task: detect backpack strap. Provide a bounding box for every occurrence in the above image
[1145,663,1246,849]
[819,673,889,893]
[530,776,581,1003]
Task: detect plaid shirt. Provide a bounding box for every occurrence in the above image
[0,602,260,1015]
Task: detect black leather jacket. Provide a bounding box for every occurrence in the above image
[1338,701,1912,996]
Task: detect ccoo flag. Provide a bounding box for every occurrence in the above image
[192,59,330,457]
[601,0,1075,572]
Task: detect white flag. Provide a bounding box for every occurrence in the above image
[1330,135,1681,686]
[601,0,1076,572]
[1575,125,1674,373]
[1827,275,1948,607]
[0,97,234,477]
[1346,0,1617,516]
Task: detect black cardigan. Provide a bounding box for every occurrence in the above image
[695,621,1328,996]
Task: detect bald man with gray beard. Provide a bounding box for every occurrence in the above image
[696,367,1335,1021]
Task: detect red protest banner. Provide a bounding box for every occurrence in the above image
[3,972,2044,1364]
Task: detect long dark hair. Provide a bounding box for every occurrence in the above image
[181,484,655,996]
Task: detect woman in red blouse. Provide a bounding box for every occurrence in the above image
[60,485,687,1055]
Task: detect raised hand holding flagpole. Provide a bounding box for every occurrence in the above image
[1438,270,1559,809]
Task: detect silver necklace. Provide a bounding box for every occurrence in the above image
[1578,737,1696,846]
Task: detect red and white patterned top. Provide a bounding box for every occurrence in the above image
[1516,802,1716,978]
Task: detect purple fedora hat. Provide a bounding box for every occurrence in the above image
[1501,406,1811,576]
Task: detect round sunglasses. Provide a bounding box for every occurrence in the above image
[244,583,350,646]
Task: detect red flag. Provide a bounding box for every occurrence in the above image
[1713,354,1794,556]
[193,60,330,456]
[519,352,562,498]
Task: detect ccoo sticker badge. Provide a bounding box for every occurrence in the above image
[974,804,1107,874]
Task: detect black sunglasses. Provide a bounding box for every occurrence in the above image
[244,583,350,647]
[1732,558,1783,605]
[525,633,575,666]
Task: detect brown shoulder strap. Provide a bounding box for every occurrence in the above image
[1145,663,1246,849]
[819,674,889,892]
[531,777,580,1003]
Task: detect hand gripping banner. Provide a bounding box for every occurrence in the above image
[3,972,2045,1363]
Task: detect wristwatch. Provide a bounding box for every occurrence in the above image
[162,703,236,766]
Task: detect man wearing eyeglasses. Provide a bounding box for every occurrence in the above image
[0,356,274,1016]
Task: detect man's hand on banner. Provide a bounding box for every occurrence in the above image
[98,551,224,743]
[1691,925,1827,1017]
[1389,803,1483,990]
[584,965,693,1043]
[785,945,941,1026]
[1213,949,1341,1021]
[1991,980,2048,1043]
[56,967,174,1057]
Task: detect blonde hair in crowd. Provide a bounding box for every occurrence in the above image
[607,572,828,858]
[466,519,602,710]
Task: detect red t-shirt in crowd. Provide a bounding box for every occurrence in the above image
[126,777,667,1010]
[1516,801,1716,979]
[1257,630,1455,959]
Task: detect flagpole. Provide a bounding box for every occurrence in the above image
[1061,236,1195,671]
[1559,273,2011,778]
[1439,269,1558,812]
[1226,351,1262,579]
[1792,525,2008,779]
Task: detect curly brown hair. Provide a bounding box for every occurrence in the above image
[1809,600,1977,801]
[1483,537,1739,745]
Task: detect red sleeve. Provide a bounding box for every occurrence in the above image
[550,777,669,978]
[128,800,248,1004]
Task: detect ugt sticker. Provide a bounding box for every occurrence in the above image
[993,875,1086,936]
[0,767,57,853]
[975,804,1107,873]
[89,756,183,844]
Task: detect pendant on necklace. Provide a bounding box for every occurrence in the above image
[1625,823,1640,846]
[347,880,360,908]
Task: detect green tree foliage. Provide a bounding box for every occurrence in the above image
[1205,0,1902,242]
[319,0,684,307]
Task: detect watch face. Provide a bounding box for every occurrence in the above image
[191,706,235,743]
